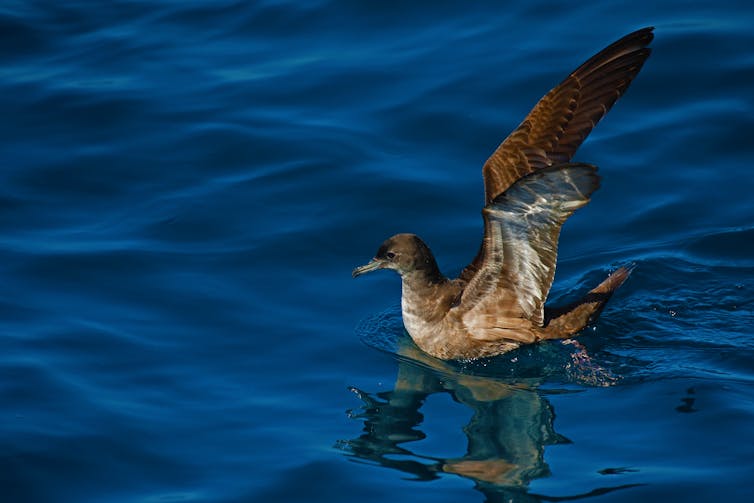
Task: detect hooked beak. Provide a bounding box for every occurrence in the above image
[352,258,385,278]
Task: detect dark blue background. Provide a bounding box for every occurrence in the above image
[1,1,753,502]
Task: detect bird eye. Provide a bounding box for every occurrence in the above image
[386,252,396,260]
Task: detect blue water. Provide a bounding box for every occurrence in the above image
[1,1,753,502]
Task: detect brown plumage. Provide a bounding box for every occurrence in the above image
[353,28,653,360]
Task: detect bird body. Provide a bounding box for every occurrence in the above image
[354,28,653,361]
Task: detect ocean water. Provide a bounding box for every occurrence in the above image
[1,1,753,502]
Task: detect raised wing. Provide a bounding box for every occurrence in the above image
[459,163,600,336]
[460,28,652,285]
[481,27,653,204]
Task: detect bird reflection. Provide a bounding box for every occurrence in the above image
[339,337,639,502]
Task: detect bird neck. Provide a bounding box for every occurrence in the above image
[401,267,445,290]
[408,241,445,285]
[400,268,452,325]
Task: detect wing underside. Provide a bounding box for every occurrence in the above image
[460,163,600,340]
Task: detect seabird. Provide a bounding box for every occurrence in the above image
[353,28,654,360]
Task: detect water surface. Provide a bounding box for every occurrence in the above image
[1,1,753,502]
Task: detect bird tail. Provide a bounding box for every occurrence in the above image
[540,265,634,340]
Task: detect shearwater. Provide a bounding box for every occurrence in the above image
[353,27,653,360]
